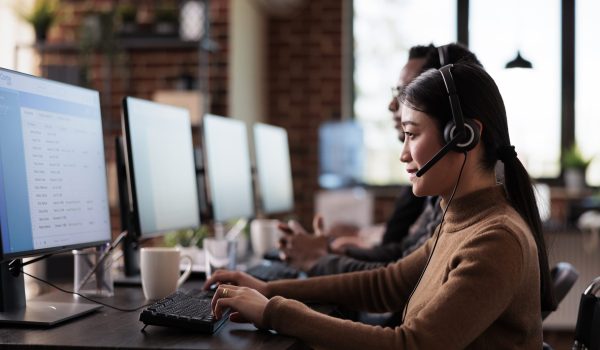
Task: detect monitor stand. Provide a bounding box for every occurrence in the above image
[0,260,101,326]
[113,235,142,286]
[0,301,101,326]
[114,137,142,287]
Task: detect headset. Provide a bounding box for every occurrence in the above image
[415,50,480,177]
[401,47,479,323]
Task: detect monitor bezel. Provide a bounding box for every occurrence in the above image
[121,96,201,239]
[0,67,111,262]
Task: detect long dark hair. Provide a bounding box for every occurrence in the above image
[400,62,557,312]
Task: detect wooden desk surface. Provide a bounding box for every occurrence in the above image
[0,282,301,350]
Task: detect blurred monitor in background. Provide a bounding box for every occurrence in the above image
[318,120,364,189]
[253,123,294,215]
[202,114,255,223]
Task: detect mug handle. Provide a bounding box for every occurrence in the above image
[177,254,193,288]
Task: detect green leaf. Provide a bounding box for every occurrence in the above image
[562,144,593,170]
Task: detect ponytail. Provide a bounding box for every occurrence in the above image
[501,153,557,312]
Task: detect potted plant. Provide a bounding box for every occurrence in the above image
[164,220,251,265]
[164,226,209,249]
[562,144,592,193]
[164,226,209,267]
[19,0,58,43]
[116,3,137,35]
[154,5,179,36]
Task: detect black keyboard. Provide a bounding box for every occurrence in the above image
[246,261,300,281]
[139,289,229,333]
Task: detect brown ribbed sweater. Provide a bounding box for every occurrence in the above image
[262,185,542,349]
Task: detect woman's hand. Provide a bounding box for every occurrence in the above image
[211,284,270,329]
[203,270,270,297]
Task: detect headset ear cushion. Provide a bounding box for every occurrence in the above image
[444,119,480,152]
[444,121,456,145]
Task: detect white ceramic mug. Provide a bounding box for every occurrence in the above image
[140,247,193,300]
[250,219,281,258]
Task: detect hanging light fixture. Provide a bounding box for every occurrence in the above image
[505,51,533,69]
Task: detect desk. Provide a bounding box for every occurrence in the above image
[0,283,305,349]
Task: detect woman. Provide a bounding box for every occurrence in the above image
[204,62,555,349]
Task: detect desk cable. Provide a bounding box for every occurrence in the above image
[401,152,467,324]
[9,230,154,312]
[19,270,154,312]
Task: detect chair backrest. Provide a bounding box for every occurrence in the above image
[572,276,600,350]
[542,262,579,320]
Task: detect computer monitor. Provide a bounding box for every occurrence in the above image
[253,123,294,214]
[0,67,110,325]
[318,120,364,189]
[118,97,200,281]
[202,114,254,223]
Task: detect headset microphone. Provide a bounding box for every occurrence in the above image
[415,63,479,177]
[415,134,464,177]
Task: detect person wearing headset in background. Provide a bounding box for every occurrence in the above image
[279,44,482,278]
[204,60,557,349]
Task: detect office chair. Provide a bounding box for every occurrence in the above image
[542,262,579,350]
[572,276,600,350]
[543,262,580,320]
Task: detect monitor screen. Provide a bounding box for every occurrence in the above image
[202,114,254,222]
[253,123,294,214]
[122,97,200,237]
[0,68,111,261]
[318,120,364,189]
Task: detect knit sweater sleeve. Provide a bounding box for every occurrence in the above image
[262,228,527,350]
[307,254,388,276]
[343,242,406,263]
[266,237,432,312]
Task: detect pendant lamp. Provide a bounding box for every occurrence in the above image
[505,51,533,69]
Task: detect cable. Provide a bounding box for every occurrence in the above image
[8,253,54,272]
[8,231,155,312]
[20,270,153,312]
[9,231,129,279]
[401,152,468,324]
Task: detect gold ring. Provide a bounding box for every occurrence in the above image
[222,288,229,297]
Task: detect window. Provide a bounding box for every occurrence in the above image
[576,0,600,186]
[0,1,36,73]
[353,0,456,185]
[469,0,562,179]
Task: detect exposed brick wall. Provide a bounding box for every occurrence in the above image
[207,0,229,116]
[265,1,399,227]
[266,0,343,228]
[41,0,230,122]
